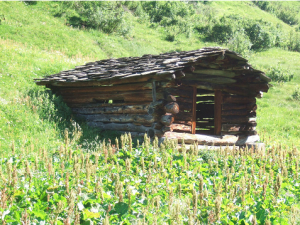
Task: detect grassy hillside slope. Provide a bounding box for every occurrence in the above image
[0,1,300,155]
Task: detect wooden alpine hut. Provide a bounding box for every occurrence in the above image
[35,47,271,147]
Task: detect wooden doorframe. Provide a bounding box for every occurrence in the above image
[214,90,222,135]
[192,88,222,135]
[192,86,197,134]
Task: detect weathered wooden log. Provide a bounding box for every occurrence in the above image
[68,102,152,108]
[71,104,149,114]
[221,123,256,132]
[223,95,256,104]
[161,115,174,126]
[176,97,193,104]
[147,128,164,138]
[152,81,156,102]
[181,80,220,90]
[164,132,260,146]
[62,90,164,104]
[44,72,175,87]
[222,109,254,116]
[162,126,172,133]
[221,130,258,136]
[86,122,151,133]
[222,103,257,111]
[221,86,257,97]
[214,90,222,135]
[184,75,236,84]
[152,122,163,130]
[58,82,154,95]
[164,102,179,114]
[166,95,176,102]
[177,102,192,111]
[222,115,256,123]
[174,112,193,121]
[189,69,237,78]
[148,100,165,116]
[173,120,192,126]
[234,75,261,83]
[171,123,192,133]
[164,88,193,98]
[256,91,263,98]
[229,83,269,93]
[77,114,154,124]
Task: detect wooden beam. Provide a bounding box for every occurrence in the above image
[214,90,222,135]
[192,87,197,134]
[152,81,156,102]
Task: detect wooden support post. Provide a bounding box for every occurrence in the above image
[214,90,222,135]
[152,81,156,102]
[192,87,197,134]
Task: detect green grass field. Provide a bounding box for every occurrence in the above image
[0,1,300,224]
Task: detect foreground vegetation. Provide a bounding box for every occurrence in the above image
[0,133,299,224]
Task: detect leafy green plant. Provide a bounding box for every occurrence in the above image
[292,87,300,101]
[265,66,294,83]
[0,134,299,224]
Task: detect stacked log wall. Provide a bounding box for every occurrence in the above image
[52,82,175,138]
[221,93,257,136]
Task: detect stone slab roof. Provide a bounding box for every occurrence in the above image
[35,47,269,85]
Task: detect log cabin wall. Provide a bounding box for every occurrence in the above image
[36,47,270,142]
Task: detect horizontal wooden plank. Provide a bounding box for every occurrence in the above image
[176,97,193,104]
[174,112,193,121]
[183,75,236,84]
[221,130,258,136]
[222,115,254,123]
[173,120,193,126]
[190,69,237,78]
[223,95,256,104]
[171,123,192,133]
[221,123,256,132]
[222,109,253,116]
[164,87,193,98]
[222,103,257,111]
[164,132,260,146]
[62,91,163,104]
[76,113,154,124]
[68,102,152,108]
[71,104,149,114]
[58,82,154,95]
[41,72,174,87]
[177,102,193,111]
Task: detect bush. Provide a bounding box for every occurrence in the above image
[245,22,273,50]
[265,66,294,83]
[253,1,270,11]
[288,31,300,52]
[226,28,252,56]
[50,2,131,35]
[292,88,300,101]
[208,23,234,43]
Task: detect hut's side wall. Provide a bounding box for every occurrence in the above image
[221,93,257,136]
